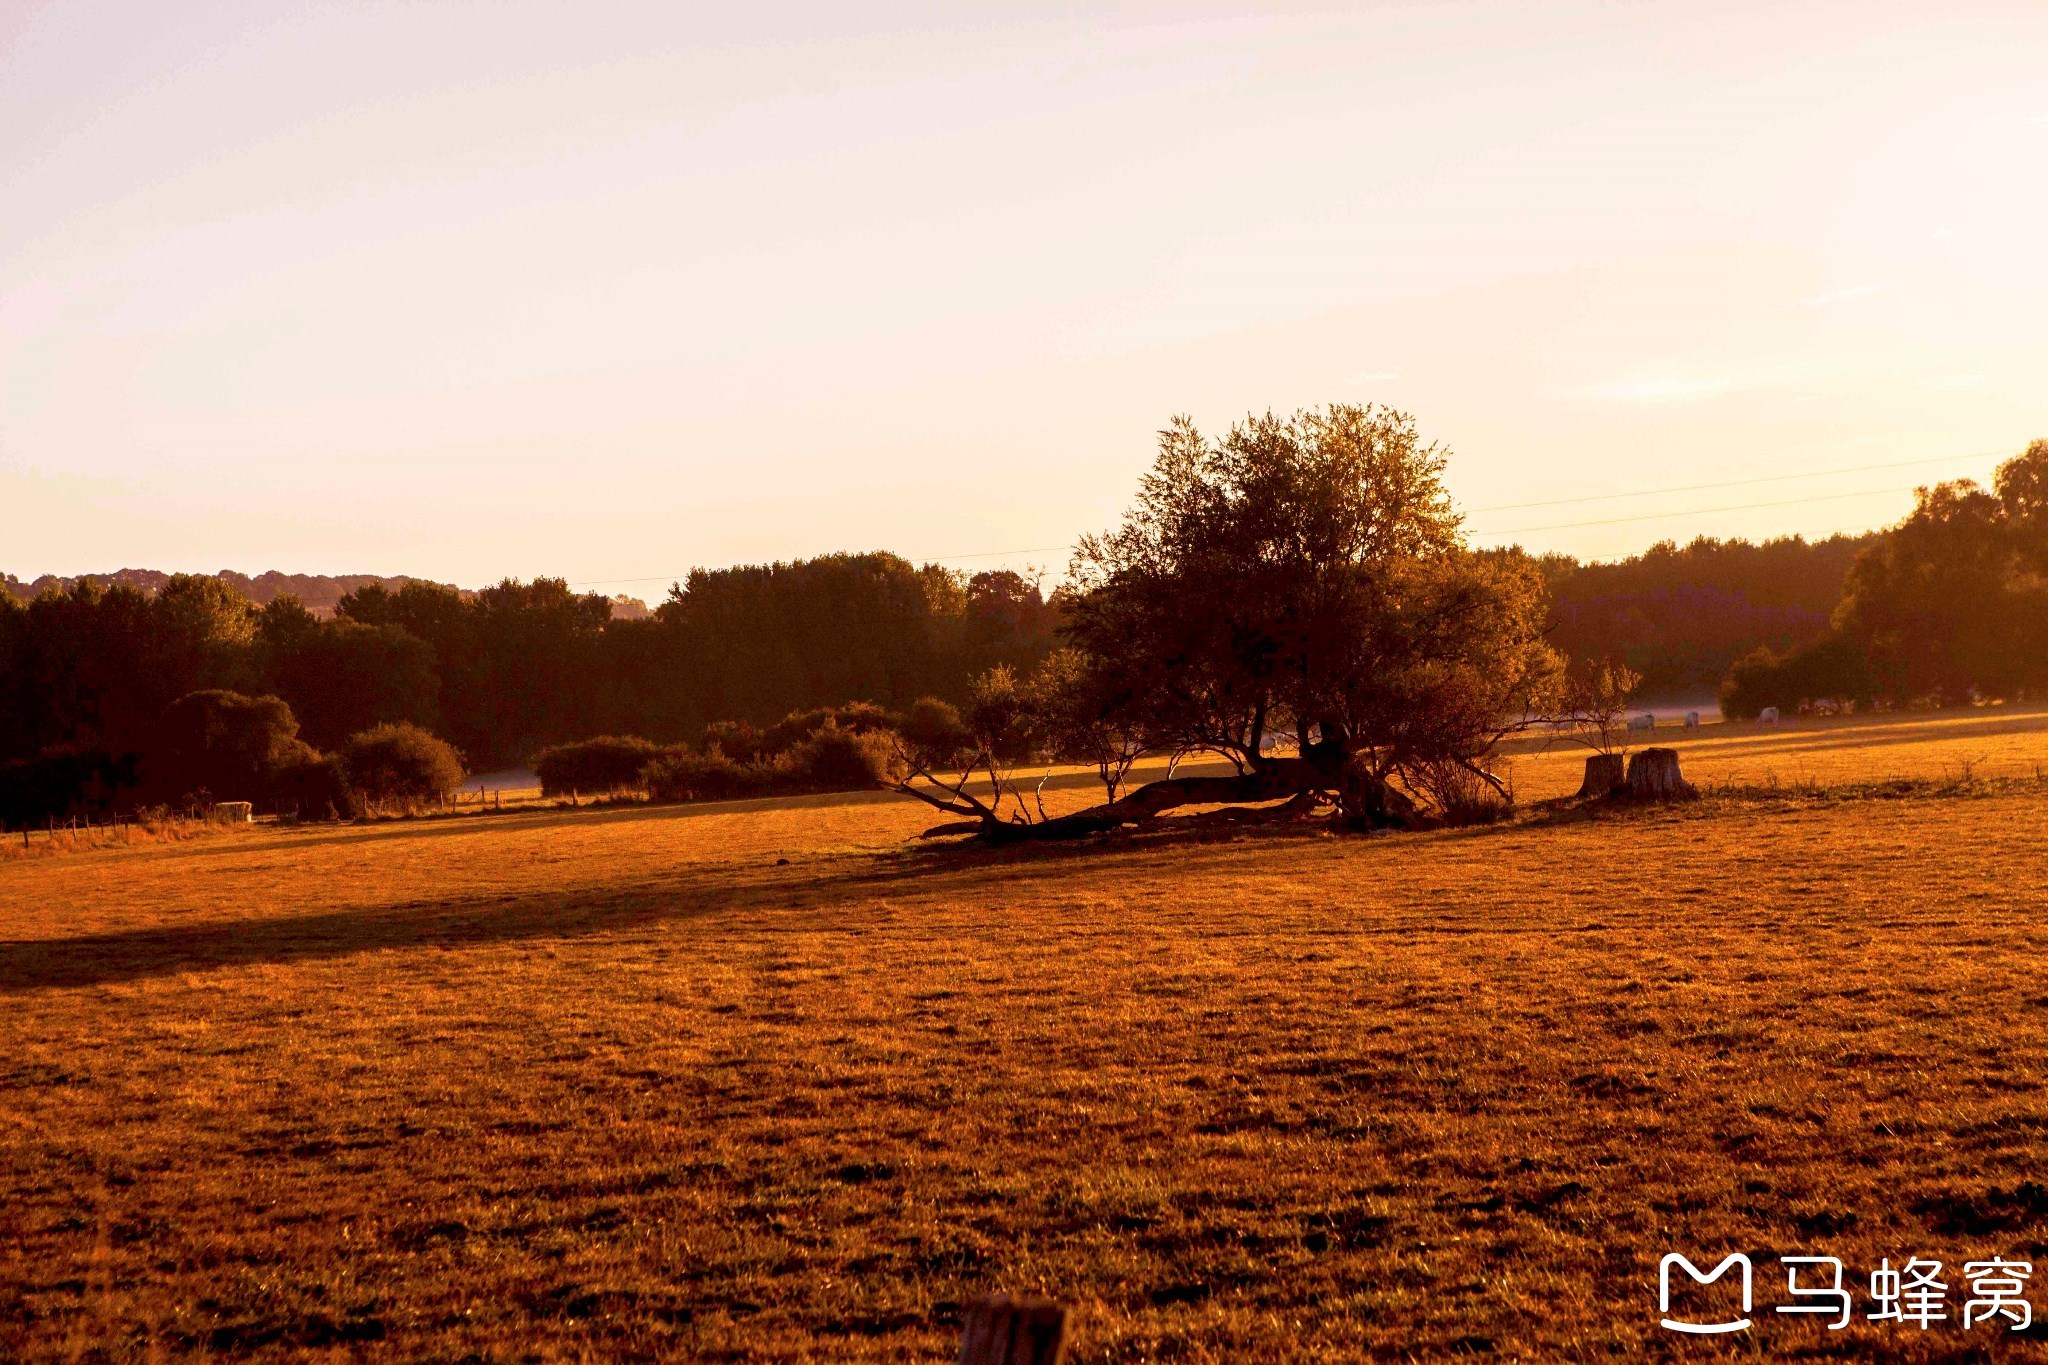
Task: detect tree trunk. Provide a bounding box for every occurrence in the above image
[904,741,1442,843]
[1623,747,1698,802]
[995,762,1309,840]
[1576,753,1626,799]
[1334,760,1423,831]
[918,751,1351,843]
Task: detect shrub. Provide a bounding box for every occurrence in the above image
[777,723,896,792]
[967,666,1037,764]
[339,723,464,810]
[1404,757,1510,827]
[889,696,971,767]
[640,747,769,803]
[758,708,832,757]
[1719,634,1877,719]
[758,702,897,757]
[533,735,662,797]
[1720,649,1779,720]
[639,725,891,805]
[827,701,895,735]
[700,719,763,762]
[266,751,359,821]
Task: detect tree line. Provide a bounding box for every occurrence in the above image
[1720,440,2048,716]
[4,419,2042,831]
[1540,532,1877,699]
[0,554,1059,827]
[0,568,424,618]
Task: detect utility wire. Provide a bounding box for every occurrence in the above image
[1459,449,1997,514]
[572,448,2003,588]
[1468,483,1929,537]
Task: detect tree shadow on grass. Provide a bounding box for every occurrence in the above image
[835,801,1524,889]
[151,789,915,862]
[1,805,1414,994]
[11,780,1938,995]
[1659,710,2048,764]
[0,874,764,995]
[116,757,1252,864]
[156,762,1219,862]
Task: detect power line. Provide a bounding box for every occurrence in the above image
[1459,449,1998,514]
[1469,483,1927,537]
[570,448,2004,588]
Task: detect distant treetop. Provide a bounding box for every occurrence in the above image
[0,569,444,618]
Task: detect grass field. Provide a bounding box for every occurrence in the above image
[5,707,2048,1359]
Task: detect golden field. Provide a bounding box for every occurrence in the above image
[5,707,2048,1360]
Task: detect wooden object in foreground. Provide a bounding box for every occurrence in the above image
[1624,747,1698,802]
[1575,753,1626,799]
[958,1294,1070,1365]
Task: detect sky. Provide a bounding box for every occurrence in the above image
[4,0,2046,597]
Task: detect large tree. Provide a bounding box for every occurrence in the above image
[1830,440,2048,705]
[893,405,1561,839]
[1714,438,2048,715]
[269,619,442,750]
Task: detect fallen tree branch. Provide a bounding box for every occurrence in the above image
[917,819,987,839]
[914,753,1360,842]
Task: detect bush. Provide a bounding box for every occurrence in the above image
[533,735,662,797]
[700,719,763,762]
[758,702,897,757]
[777,723,896,792]
[1719,633,1877,719]
[339,723,464,810]
[889,696,971,766]
[638,724,893,806]
[640,747,771,803]
[1404,757,1510,827]
[266,751,359,820]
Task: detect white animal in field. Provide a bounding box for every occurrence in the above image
[1759,706,1780,725]
[1684,711,1701,729]
[1627,713,1655,732]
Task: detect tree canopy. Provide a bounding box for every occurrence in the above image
[894,405,1562,837]
[1721,439,2048,716]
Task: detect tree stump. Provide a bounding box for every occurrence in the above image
[958,1294,1070,1365]
[1576,753,1626,799]
[1624,747,1698,802]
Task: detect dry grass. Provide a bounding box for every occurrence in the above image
[0,817,248,865]
[1504,702,2048,801]
[4,709,2048,1360]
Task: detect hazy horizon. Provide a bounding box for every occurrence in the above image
[6,1,2045,585]
[0,510,1897,609]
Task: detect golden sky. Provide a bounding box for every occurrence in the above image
[4,1,2045,592]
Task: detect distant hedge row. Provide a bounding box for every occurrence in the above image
[533,709,905,805]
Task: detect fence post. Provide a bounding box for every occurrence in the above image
[957,1294,1070,1365]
